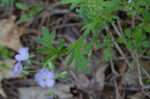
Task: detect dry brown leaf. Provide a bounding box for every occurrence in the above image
[140,59,150,73]
[0,16,25,52]
[0,15,40,52]
[19,84,74,99]
[19,87,50,99]
[122,60,138,85]
[94,64,108,92]
[53,83,74,99]
[76,70,90,89]
[129,92,144,99]
[0,59,16,97]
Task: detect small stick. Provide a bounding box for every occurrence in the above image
[112,23,122,37]
[110,60,119,76]
[133,51,145,91]
[117,19,124,36]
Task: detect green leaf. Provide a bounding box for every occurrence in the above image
[50,31,56,41]
[32,6,43,14]
[48,89,53,97]
[0,63,9,70]
[138,48,145,54]
[79,28,90,42]
[117,37,127,44]
[147,50,150,56]
[143,41,149,48]
[37,26,51,48]
[57,39,65,50]
[0,0,15,7]
[124,29,131,38]
[37,39,49,48]
[104,48,113,61]
[144,25,150,33]
[74,47,90,73]
[126,41,134,50]
[67,51,74,66]
[22,71,29,76]
[0,45,9,60]
[28,6,43,16]
[142,10,150,23]
[62,0,80,9]
[41,27,50,37]
[96,43,106,49]
[47,62,54,71]
[37,27,56,55]
[127,11,136,16]
[133,28,142,41]
[15,2,29,11]
[55,71,68,79]
[37,48,50,54]
[19,14,30,22]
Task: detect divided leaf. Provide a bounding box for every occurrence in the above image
[37,27,56,55]
[62,0,81,9]
[67,50,74,66]
[74,46,90,73]
[16,2,29,11]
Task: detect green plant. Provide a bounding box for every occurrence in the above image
[0,45,14,60]
[35,0,150,73]
[1,0,150,74]
[0,45,15,69]
[15,2,43,21]
[0,0,15,7]
[62,0,150,56]
[37,27,90,73]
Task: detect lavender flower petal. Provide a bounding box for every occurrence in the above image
[12,62,23,77]
[49,94,54,99]
[128,0,132,3]
[35,68,55,88]
[15,48,29,61]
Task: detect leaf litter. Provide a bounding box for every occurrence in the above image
[0,59,21,98]
[0,0,150,99]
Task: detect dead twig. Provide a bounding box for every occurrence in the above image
[110,60,119,76]
[121,84,150,91]
[131,15,135,28]
[111,23,145,93]
[112,23,122,37]
[117,19,124,36]
[141,66,150,79]
[52,23,81,30]
[113,79,121,99]
[133,51,145,91]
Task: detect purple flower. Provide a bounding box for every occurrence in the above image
[128,0,132,3]
[15,48,29,61]
[49,94,54,99]
[35,68,55,88]
[12,62,23,77]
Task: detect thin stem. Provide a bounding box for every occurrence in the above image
[43,54,58,68]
